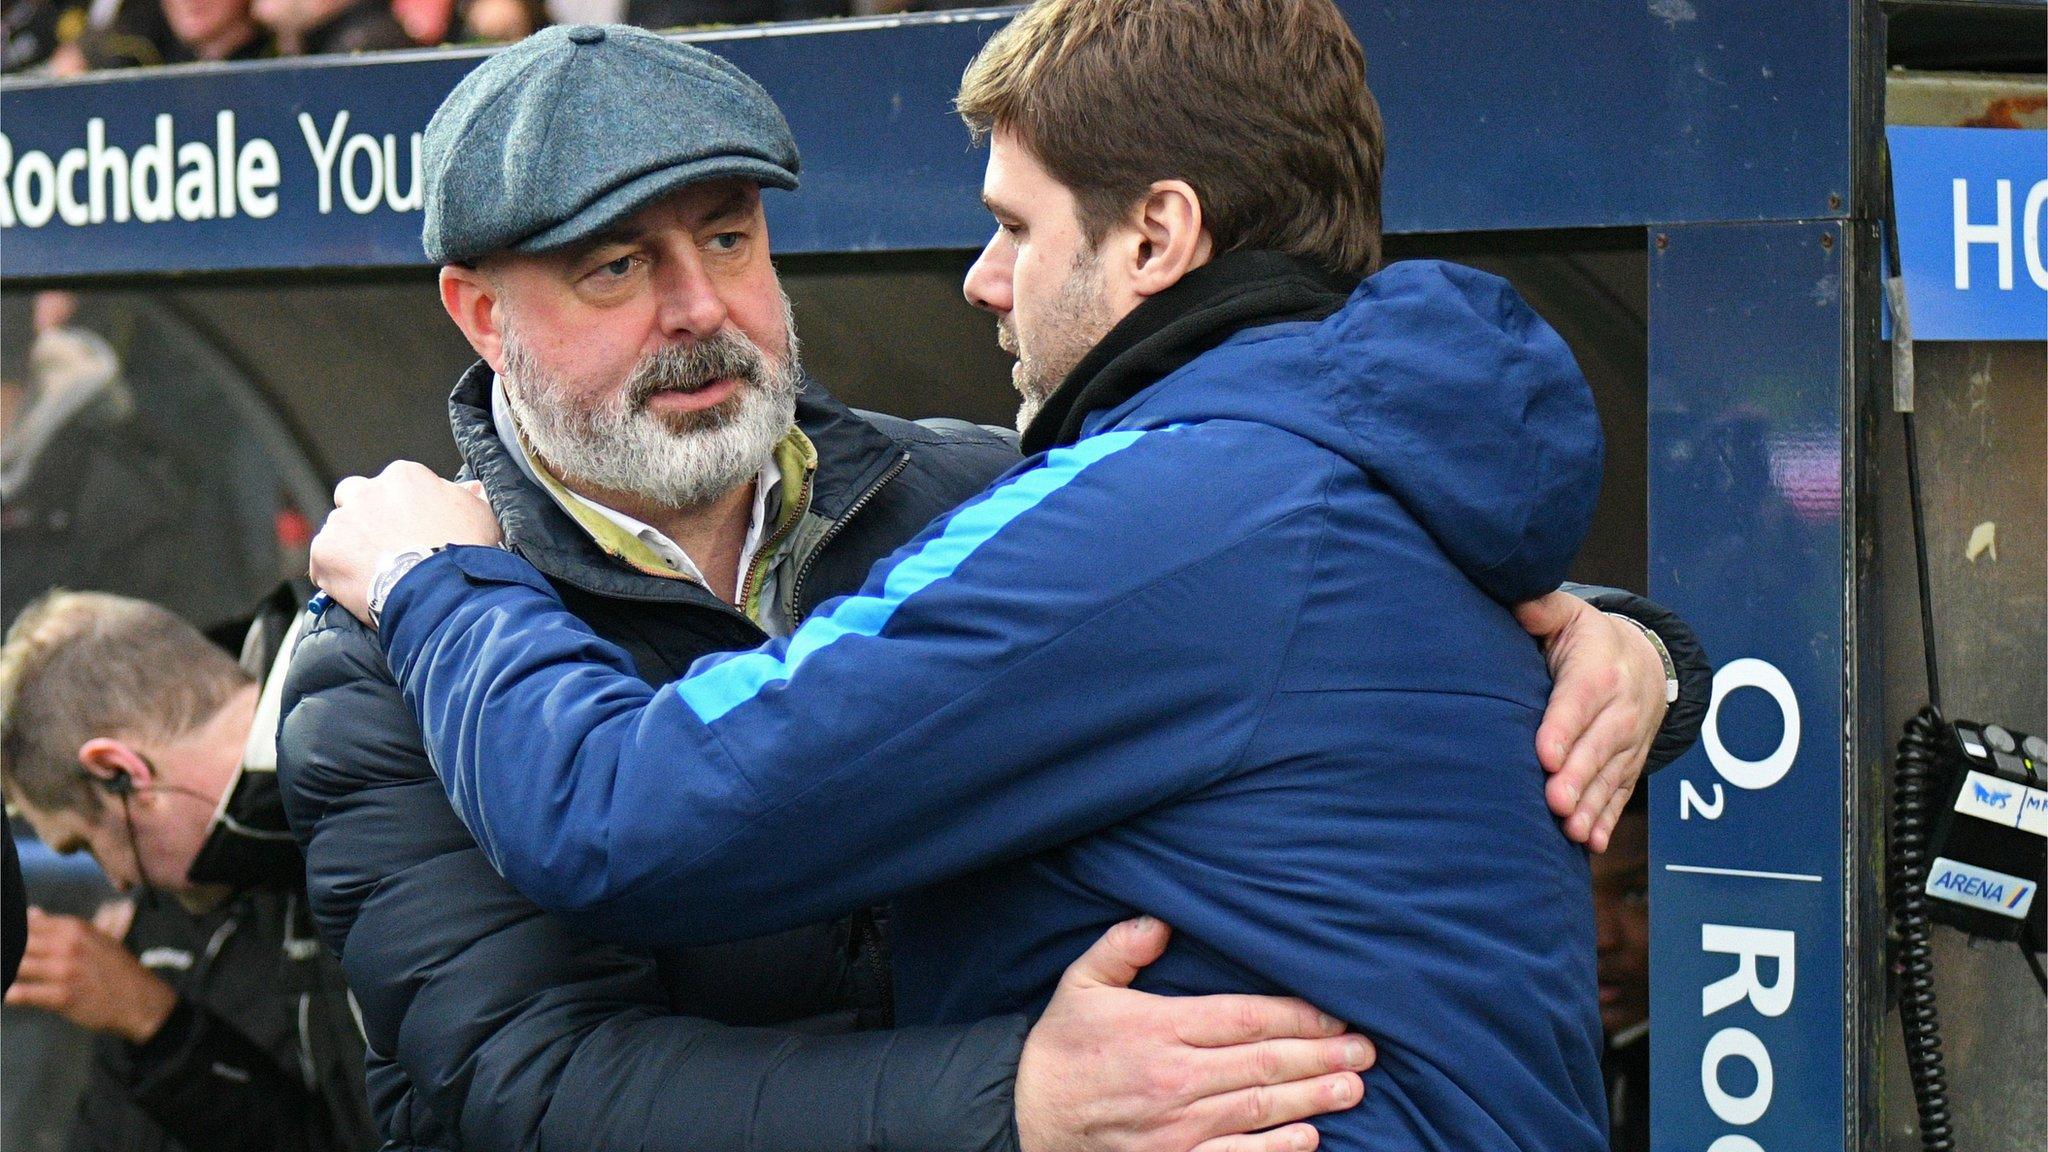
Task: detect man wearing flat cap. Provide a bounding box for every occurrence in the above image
[278,22,1701,1152]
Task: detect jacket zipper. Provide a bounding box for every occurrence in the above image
[734,464,816,622]
[851,908,895,1028]
[790,453,909,625]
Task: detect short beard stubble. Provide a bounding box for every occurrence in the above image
[1005,246,1113,436]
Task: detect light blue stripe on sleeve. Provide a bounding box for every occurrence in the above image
[675,429,1153,724]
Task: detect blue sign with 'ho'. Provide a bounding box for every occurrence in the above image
[1888,125,2048,342]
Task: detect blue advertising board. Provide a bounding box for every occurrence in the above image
[1889,126,2048,341]
[0,12,1013,276]
[1648,222,1855,1151]
[0,1,1856,280]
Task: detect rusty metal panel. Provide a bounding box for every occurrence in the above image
[1876,339,2047,1152]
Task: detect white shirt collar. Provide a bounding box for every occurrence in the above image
[490,375,780,592]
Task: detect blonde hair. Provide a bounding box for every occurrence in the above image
[956,0,1386,276]
[0,591,251,815]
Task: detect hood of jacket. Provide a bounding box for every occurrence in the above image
[1051,253,1602,604]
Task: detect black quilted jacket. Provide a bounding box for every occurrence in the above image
[278,364,1029,1152]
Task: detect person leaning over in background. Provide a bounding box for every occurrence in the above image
[0,586,376,1152]
[280,22,1701,1152]
[307,5,1709,1150]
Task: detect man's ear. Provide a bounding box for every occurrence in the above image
[440,264,506,372]
[1122,180,1215,300]
[76,738,151,793]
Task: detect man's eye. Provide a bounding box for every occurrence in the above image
[708,232,745,252]
[600,256,634,276]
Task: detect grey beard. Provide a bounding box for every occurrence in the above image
[500,310,802,511]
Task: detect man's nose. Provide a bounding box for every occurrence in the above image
[963,231,1013,314]
[653,251,731,339]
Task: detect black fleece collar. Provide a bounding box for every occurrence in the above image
[1019,250,1360,456]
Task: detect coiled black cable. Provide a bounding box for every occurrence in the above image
[1888,706,1954,1152]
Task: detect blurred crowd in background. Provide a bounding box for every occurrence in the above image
[1,0,1006,74]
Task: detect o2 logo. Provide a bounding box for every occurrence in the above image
[1681,658,1801,821]
[1669,656,1816,1150]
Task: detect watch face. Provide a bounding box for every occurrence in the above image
[370,550,427,623]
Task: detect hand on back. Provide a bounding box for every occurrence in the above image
[1018,917,1372,1152]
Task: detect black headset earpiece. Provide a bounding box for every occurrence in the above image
[88,768,159,908]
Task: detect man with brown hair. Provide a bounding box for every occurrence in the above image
[308,5,1703,1150]
[0,588,376,1152]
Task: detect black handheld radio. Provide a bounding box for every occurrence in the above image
[1912,720,2045,947]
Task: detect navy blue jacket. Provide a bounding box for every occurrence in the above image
[374,259,1632,1150]
[278,369,1029,1151]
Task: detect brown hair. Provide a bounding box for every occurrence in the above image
[0,591,251,816]
[956,0,1386,276]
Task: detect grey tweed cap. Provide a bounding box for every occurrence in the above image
[421,24,801,264]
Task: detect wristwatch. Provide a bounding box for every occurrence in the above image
[1605,611,1680,705]
[367,547,438,631]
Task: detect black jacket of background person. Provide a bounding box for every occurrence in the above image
[65,583,378,1152]
[3,830,22,990]
[277,364,1034,1152]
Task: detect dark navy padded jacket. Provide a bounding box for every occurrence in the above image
[278,369,1028,1152]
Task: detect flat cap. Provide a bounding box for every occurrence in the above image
[421,24,800,264]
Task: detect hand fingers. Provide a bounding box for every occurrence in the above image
[1586,769,1639,854]
[334,461,443,509]
[2,980,58,1010]
[1552,694,1638,833]
[1185,1073,1362,1142]
[1539,704,1596,812]
[1191,1122,1321,1152]
[1185,1034,1374,1098]
[9,951,66,986]
[1556,757,1609,845]
[1172,993,1346,1047]
[1534,667,1612,782]
[1560,695,1655,843]
[1511,590,1580,644]
[20,910,84,955]
[1060,916,1172,990]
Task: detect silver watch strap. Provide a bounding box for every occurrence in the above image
[368,548,436,630]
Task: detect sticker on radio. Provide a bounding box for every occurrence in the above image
[1953,770,2048,838]
[1925,857,2037,920]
